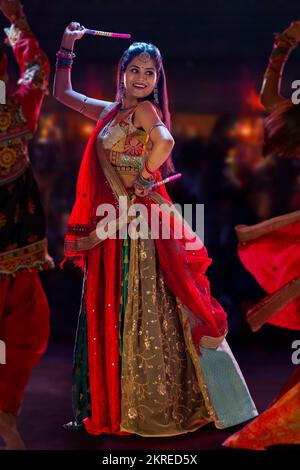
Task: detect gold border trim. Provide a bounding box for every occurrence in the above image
[247,275,300,332]
[235,210,300,243]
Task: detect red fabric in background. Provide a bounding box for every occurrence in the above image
[9,22,50,133]
[275,365,300,401]
[237,220,300,330]
[0,270,50,413]
[64,104,228,435]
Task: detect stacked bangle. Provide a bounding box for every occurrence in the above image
[135,173,155,188]
[56,48,76,70]
[273,32,298,49]
[144,159,156,176]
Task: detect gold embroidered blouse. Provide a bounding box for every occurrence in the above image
[97,107,152,176]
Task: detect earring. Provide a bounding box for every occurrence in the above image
[120,77,125,100]
[154,82,159,105]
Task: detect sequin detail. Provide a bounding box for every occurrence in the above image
[120,225,211,436]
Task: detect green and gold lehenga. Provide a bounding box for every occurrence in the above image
[67,104,258,436]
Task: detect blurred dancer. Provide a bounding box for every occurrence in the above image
[0,0,52,449]
[224,21,300,450]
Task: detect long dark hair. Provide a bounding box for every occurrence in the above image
[263,102,300,158]
[115,42,175,177]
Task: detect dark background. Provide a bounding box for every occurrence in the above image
[1,1,299,449]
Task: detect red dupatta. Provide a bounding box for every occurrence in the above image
[63,103,228,434]
[236,212,300,332]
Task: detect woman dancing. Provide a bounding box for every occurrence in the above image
[53,21,257,437]
[224,21,300,450]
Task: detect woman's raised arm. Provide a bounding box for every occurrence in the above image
[53,22,112,121]
[135,100,174,173]
[260,21,300,113]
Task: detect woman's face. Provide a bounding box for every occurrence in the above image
[123,54,158,100]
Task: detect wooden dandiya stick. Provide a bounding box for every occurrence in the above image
[151,173,182,188]
[84,29,131,39]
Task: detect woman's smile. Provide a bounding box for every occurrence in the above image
[132,83,147,89]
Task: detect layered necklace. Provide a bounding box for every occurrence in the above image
[119,103,137,112]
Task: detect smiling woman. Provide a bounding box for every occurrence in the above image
[53,22,257,438]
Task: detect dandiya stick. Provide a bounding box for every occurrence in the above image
[84,29,131,39]
[151,173,182,188]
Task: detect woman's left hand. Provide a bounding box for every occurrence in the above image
[281,21,300,42]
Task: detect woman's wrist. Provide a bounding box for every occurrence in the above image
[140,159,157,179]
[61,34,75,51]
[56,42,76,71]
[0,1,24,23]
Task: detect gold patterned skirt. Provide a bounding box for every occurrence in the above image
[119,223,212,436]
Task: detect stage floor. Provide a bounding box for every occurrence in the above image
[12,336,299,451]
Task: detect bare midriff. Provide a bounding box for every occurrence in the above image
[120,174,137,188]
[97,109,150,190]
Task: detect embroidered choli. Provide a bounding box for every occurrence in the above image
[97,106,152,176]
[0,18,52,276]
[0,17,50,186]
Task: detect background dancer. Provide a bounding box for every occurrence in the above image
[0,0,52,449]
